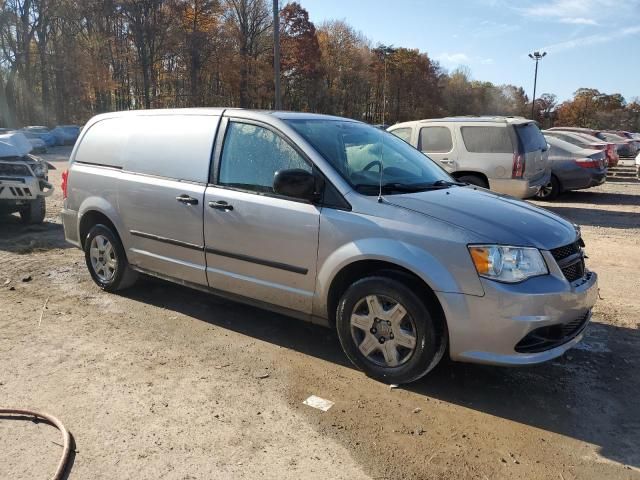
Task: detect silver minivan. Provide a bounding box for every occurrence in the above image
[388,117,551,198]
[62,109,597,384]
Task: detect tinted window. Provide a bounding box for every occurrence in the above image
[419,126,453,153]
[515,123,547,153]
[389,128,412,143]
[551,133,584,147]
[219,122,310,194]
[460,126,513,153]
[546,136,582,154]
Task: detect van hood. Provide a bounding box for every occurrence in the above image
[386,186,578,250]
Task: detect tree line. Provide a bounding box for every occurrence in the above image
[1,0,638,132]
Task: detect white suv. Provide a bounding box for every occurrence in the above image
[388,117,551,198]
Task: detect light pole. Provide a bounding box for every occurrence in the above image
[528,51,546,120]
[273,0,282,110]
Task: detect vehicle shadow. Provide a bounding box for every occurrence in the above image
[536,205,639,229]
[559,189,640,206]
[123,275,640,469]
[0,219,72,253]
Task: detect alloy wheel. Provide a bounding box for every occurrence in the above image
[537,182,553,198]
[350,294,418,367]
[89,235,117,282]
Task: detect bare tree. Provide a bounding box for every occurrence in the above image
[225,0,271,107]
[121,0,171,109]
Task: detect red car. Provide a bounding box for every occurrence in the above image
[547,127,619,167]
[549,126,636,161]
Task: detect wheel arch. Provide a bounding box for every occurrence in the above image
[78,200,125,249]
[451,170,490,187]
[323,257,449,336]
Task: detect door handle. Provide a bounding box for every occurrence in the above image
[176,194,198,205]
[208,200,234,211]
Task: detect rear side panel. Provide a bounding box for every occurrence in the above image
[513,122,549,182]
[117,114,219,286]
[65,112,220,286]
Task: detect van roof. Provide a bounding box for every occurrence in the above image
[390,116,534,129]
[88,108,354,123]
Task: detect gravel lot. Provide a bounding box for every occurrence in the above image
[1,147,639,479]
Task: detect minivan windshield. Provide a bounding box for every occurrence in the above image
[285,119,453,195]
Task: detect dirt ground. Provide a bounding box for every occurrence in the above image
[1,147,639,479]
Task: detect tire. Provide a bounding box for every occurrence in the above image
[336,276,446,384]
[457,174,488,188]
[535,175,561,201]
[20,197,46,224]
[84,224,138,292]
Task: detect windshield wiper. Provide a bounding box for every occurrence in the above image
[354,182,454,194]
[430,179,467,187]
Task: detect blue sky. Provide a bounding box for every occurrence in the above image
[298,0,640,103]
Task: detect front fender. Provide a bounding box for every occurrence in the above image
[313,237,483,320]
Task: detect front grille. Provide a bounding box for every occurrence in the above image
[562,261,585,282]
[551,239,586,283]
[0,163,31,177]
[515,311,590,353]
[550,242,579,261]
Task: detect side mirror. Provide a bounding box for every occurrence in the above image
[273,168,318,201]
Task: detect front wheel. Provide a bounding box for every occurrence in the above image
[84,224,138,292]
[336,276,446,384]
[20,197,46,224]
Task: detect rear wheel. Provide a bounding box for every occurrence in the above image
[84,224,138,291]
[535,175,561,201]
[20,197,46,224]
[457,174,488,188]
[336,276,446,384]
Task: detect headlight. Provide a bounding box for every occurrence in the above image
[31,162,48,178]
[468,245,548,283]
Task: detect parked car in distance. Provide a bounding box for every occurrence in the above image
[50,125,81,145]
[549,127,636,160]
[22,126,58,147]
[597,132,638,158]
[611,131,640,154]
[20,131,48,153]
[536,135,607,200]
[62,108,597,384]
[543,129,618,167]
[388,116,551,199]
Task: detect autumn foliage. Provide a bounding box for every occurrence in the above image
[0,0,637,132]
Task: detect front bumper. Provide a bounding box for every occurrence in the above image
[436,264,598,366]
[0,176,53,200]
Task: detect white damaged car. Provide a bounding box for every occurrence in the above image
[0,132,53,223]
